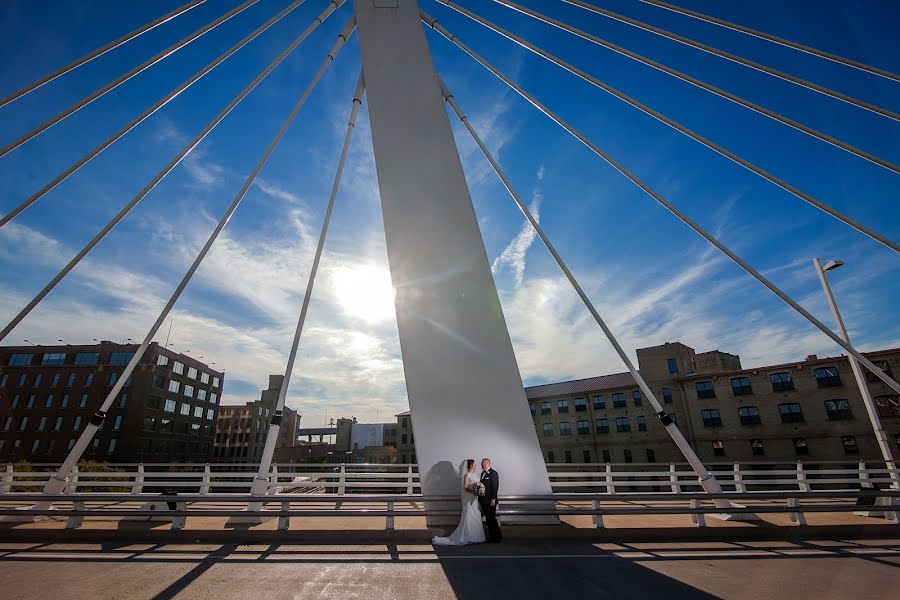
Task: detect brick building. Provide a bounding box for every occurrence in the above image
[0,341,223,463]
[398,341,900,464]
[211,375,300,462]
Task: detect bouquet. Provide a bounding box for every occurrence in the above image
[474,482,486,497]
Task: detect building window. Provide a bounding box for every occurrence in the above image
[109,352,134,366]
[73,416,82,431]
[186,367,197,380]
[595,418,609,433]
[564,450,573,463]
[108,372,118,386]
[529,404,536,417]
[712,440,725,456]
[41,353,66,366]
[79,394,88,408]
[52,416,63,432]
[210,393,218,404]
[34,374,42,387]
[701,408,722,427]
[67,439,75,451]
[184,385,194,398]
[814,366,841,388]
[865,360,894,384]
[730,377,752,396]
[401,434,408,444]
[37,416,47,432]
[793,437,809,455]
[557,399,569,414]
[841,435,858,455]
[615,416,630,432]
[143,417,156,431]
[637,416,646,431]
[751,438,765,456]
[51,373,61,387]
[26,395,35,409]
[11,395,19,408]
[542,423,553,437]
[8,353,33,366]
[197,389,207,401]
[738,406,761,425]
[1,417,10,431]
[30,439,40,454]
[600,449,610,463]
[45,395,54,408]
[17,374,26,387]
[770,372,794,392]
[574,397,587,412]
[206,409,215,420]
[547,450,555,463]
[646,448,656,463]
[108,439,117,453]
[163,399,176,413]
[173,361,185,375]
[592,395,605,409]
[18,416,28,431]
[75,352,99,365]
[540,401,551,415]
[152,374,165,389]
[213,377,220,388]
[84,372,94,386]
[118,393,127,408]
[824,399,853,420]
[623,449,633,463]
[0,374,6,387]
[200,372,210,384]
[113,415,122,431]
[667,358,678,373]
[577,419,590,434]
[180,404,191,416]
[168,380,180,394]
[194,406,203,418]
[695,381,716,399]
[633,390,642,406]
[612,393,626,408]
[157,354,169,366]
[66,373,75,387]
[662,387,672,404]
[875,395,900,418]
[779,403,804,423]
[61,394,69,408]
[559,422,572,436]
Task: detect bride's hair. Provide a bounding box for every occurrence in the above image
[466,459,475,471]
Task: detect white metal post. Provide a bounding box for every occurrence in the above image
[239,63,363,523]
[355,0,555,524]
[814,258,899,489]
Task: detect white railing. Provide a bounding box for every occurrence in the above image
[1,460,897,495]
[1,490,897,531]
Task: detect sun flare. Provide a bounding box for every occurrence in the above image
[332,264,396,323]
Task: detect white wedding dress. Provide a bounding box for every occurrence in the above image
[432,472,486,546]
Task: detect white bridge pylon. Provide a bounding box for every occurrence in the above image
[1,0,898,521]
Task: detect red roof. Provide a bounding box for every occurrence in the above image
[524,372,637,400]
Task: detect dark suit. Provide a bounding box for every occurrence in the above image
[479,468,502,542]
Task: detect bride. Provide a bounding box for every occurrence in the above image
[432,459,486,546]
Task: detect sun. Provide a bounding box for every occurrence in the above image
[331,264,396,323]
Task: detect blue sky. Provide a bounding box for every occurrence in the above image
[1,0,898,426]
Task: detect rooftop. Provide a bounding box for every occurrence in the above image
[524,372,638,400]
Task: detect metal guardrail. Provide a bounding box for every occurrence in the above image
[1,490,897,531]
[2,461,898,495]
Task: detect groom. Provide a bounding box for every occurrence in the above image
[479,458,502,543]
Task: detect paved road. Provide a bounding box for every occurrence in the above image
[0,538,897,599]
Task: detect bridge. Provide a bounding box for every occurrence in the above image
[1,0,899,597]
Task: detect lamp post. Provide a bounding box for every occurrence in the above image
[814,258,898,489]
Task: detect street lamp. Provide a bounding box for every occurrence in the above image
[814,258,898,489]
[23,339,35,346]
